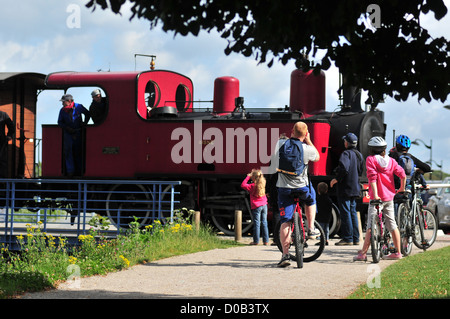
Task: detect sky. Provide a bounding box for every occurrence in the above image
[0,0,449,176]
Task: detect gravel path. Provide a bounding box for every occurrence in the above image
[21,233,449,300]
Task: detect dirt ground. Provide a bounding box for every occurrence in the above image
[21,232,450,300]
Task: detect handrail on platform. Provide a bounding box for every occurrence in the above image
[0,179,181,250]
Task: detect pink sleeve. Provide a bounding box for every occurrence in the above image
[241,175,252,192]
[366,156,377,183]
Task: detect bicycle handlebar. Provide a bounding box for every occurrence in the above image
[370,199,382,205]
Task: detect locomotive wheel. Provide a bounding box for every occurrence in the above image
[105,184,152,228]
[161,181,195,221]
[209,194,253,236]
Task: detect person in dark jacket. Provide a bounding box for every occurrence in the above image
[0,111,15,178]
[89,89,107,124]
[57,94,90,176]
[330,132,364,245]
[389,134,431,215]
[388,134,431,189]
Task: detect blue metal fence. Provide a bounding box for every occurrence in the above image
[0,179,180,250]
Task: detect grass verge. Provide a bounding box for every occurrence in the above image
[0,215,240,299]
[348,246,449,299]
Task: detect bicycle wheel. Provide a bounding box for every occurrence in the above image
[274,218,325,263]
[397,203,413,256]
[413,206,438,250]
[303,220,325,262]
[293,211,304,268]
[370,214,382,263]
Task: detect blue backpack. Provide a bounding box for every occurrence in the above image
[277,138,305,176]
[399,153,415,181]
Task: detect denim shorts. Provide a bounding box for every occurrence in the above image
[278,186,316,224]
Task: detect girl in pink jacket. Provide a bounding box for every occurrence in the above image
[241,169,269,245]
[354,137,406,261]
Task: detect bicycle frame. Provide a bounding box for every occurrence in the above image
[406,180,431,249]
[397,170,439,255]
[370,200,393,263]
[293,199,306,242]
[273,194,325,267]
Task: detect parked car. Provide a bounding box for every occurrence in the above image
[427,177,450,233]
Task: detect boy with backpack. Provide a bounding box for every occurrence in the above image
[388,135,431,188]
[275,121,320,267]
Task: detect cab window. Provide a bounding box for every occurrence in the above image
[175,84,192,112]
[65,86,108,125]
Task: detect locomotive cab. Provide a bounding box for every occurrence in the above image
[42,70,194,178]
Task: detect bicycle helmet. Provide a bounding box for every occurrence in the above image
[368,136,387,147]
[368,136,387,154]
[395,134,411,151]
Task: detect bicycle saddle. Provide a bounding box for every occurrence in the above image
[370,199,382,205]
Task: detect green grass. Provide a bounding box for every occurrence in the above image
[348,246,450,299]
[0,215,240,299]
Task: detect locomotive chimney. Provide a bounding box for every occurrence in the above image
[340,73,362,113]
[289,69,326,117]
[213,76,239,114]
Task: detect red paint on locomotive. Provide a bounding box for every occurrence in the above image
[289,69,326,117]
[43,69,334,179]
[213,76,239,114]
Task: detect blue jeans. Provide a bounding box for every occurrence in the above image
[251,205,269,244]
[337,197,360,243]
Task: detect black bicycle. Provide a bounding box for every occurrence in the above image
[273,192,325,268]
[397,175,438,255]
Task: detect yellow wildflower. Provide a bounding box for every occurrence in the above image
[119,255,130,267]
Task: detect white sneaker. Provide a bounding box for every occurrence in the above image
[308,228,320,239]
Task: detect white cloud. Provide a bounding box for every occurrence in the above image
[0,34,94,73]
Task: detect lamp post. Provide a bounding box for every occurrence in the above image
[411,138,433,179]
[427,159,443,180]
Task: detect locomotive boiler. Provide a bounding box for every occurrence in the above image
[1,67,385,236]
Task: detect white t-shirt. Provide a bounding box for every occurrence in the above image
[271,138,319,188]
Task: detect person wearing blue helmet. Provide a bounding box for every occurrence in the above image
[388,134,431,189]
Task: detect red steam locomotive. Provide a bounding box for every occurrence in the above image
[0,67,385,235]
